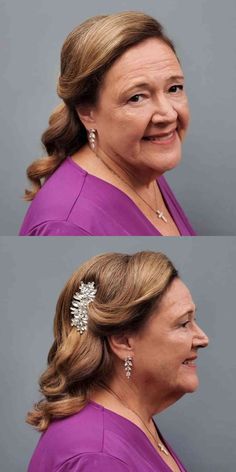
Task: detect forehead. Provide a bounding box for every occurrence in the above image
[157,278,195,319]
[102,37,183,91]
[137,279,195,338]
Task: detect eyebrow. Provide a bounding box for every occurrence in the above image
[166,75,185,82]
[122,75,185,95]
[176,305,197,320]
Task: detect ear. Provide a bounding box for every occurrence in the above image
[76,105,96,130]
[108,333,134,362]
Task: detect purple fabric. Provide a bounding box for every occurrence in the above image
[27,401,188,472]
[19,158,196,236]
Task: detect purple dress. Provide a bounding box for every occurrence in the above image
[27,401,188,471]
[19,158,196,236]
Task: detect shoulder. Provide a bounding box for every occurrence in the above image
[34,158,87,212]
[19,158,128,236]
[20,219,92,236]
[28,403,103,471]
[27,403,131,472]
[45,402,104,453]
[56,453,132,471]
[19,159,89,235]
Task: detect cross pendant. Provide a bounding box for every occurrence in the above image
[158,443,169,456]
[156,210,168,223]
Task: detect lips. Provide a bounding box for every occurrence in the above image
[182,356,197,366]
[142,128,177,143]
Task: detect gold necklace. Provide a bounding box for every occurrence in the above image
[103,386,169,456]
[96,154,168,223]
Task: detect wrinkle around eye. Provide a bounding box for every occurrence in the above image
[180,321,191,328]
[128,94,146,103]
[168,84,184,94]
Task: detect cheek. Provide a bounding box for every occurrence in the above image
[108,114,148,152]
[178,101,190,135]
[121,112,150,137]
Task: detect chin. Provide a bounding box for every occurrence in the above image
[183,379,199,393]
[176,374,199,394]
[163,155,182,173]
[155,149,182,174]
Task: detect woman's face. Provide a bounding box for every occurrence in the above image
[132,278,209,402]
[90,38,190,178]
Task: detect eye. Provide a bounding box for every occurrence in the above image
[180,320,190,328]
[128,94,144,103]
[169,84,184,94]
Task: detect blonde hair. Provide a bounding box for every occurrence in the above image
[26,251,178,431]
[24,11,177,200]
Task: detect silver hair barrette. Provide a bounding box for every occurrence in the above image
[70,281,97,334]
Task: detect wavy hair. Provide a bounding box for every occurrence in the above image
[24,11,177,200]
[26,251,178,431]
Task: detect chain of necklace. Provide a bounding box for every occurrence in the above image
[103,386,169,456]
[96,154,168,223]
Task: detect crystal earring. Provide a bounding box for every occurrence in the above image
[124,356,133,379]
[88,128,96,150]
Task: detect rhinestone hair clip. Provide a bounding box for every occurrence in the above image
[70,281,97,334]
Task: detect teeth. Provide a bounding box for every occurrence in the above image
[183,360,195,365]
[145,131,175,142]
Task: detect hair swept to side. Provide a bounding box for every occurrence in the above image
[24,11,177,200]
[26,250,178,432]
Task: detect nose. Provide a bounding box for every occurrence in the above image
[151,93,178,124]
[192,322,209,349]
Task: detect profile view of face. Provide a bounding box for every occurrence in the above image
[132,278,209,398]
[92,37,190,177]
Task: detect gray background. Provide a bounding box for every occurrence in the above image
[0,236,235,471]
[0,0,236,235]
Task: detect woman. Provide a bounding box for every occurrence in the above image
[27,251,208,471]
[20,11,195,236]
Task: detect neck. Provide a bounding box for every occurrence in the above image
[92,376,157,425]
[91,374,184,427]
[96,147,160,189]
[91,379,175,458]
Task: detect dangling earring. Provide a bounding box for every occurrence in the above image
[88,128,96,151]
[124,356,133,379]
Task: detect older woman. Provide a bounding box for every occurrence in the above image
[27,251,208,471]
[19,11,195,236]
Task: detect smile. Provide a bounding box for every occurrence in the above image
[142,130,177,145]
[182,360,196,367]
[182,356,197,368]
